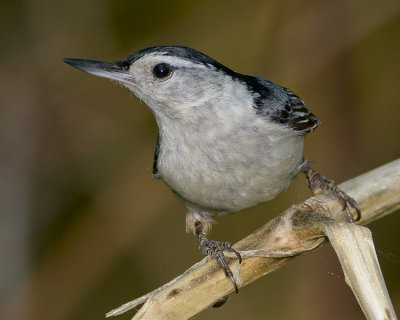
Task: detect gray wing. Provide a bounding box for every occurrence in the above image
[245,76,320,133]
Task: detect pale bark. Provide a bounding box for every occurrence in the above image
[107,159,400,320]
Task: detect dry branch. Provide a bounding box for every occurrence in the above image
[324,222,396,319]
[107,159,400,320]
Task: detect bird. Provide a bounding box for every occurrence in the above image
[64,46,360,293]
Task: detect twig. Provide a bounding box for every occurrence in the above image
[107,159,400,320]
[324,222,397,319]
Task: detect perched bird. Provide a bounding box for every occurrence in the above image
[64,46,360,293]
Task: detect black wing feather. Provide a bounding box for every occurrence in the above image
[280,87,320,133]
[243,75,320,134]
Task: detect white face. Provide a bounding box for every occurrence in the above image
[64,50,247,124]
[122,52,229,119]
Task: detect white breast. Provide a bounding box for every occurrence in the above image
[157,111,304,214]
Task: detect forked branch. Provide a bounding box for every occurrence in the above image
[107,159,400,320]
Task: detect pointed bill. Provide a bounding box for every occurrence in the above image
[63,58,134,84]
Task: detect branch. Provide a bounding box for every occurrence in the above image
[324,221,396,319]
[107,159,400,320]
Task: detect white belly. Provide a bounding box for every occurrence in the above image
[158,126,304,214]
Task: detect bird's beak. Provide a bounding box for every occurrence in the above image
[63,58,134,84]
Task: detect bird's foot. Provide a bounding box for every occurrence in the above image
[303,165,361,222]
[199,237,242,293]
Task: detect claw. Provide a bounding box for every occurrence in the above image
[215,252,239,293]
[303,164,361,222]
[199,238,242,293]
[348,197,361,221]
[344,206,354,223]
[336,188,361,222]
[230,246,242,264]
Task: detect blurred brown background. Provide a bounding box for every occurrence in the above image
[1,0,399,319]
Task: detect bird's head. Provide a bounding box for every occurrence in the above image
[64,46,240,122]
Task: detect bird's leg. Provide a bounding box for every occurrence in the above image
[198,232,242,293]
[187,212,242,293]
[301,161,361,222]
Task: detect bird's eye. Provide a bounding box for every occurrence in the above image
[153,63,172,79]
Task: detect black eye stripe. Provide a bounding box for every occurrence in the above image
[153,63,172,79]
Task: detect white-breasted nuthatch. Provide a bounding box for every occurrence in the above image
[64,46,360,293]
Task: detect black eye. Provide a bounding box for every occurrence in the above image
[153,63,172,79]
